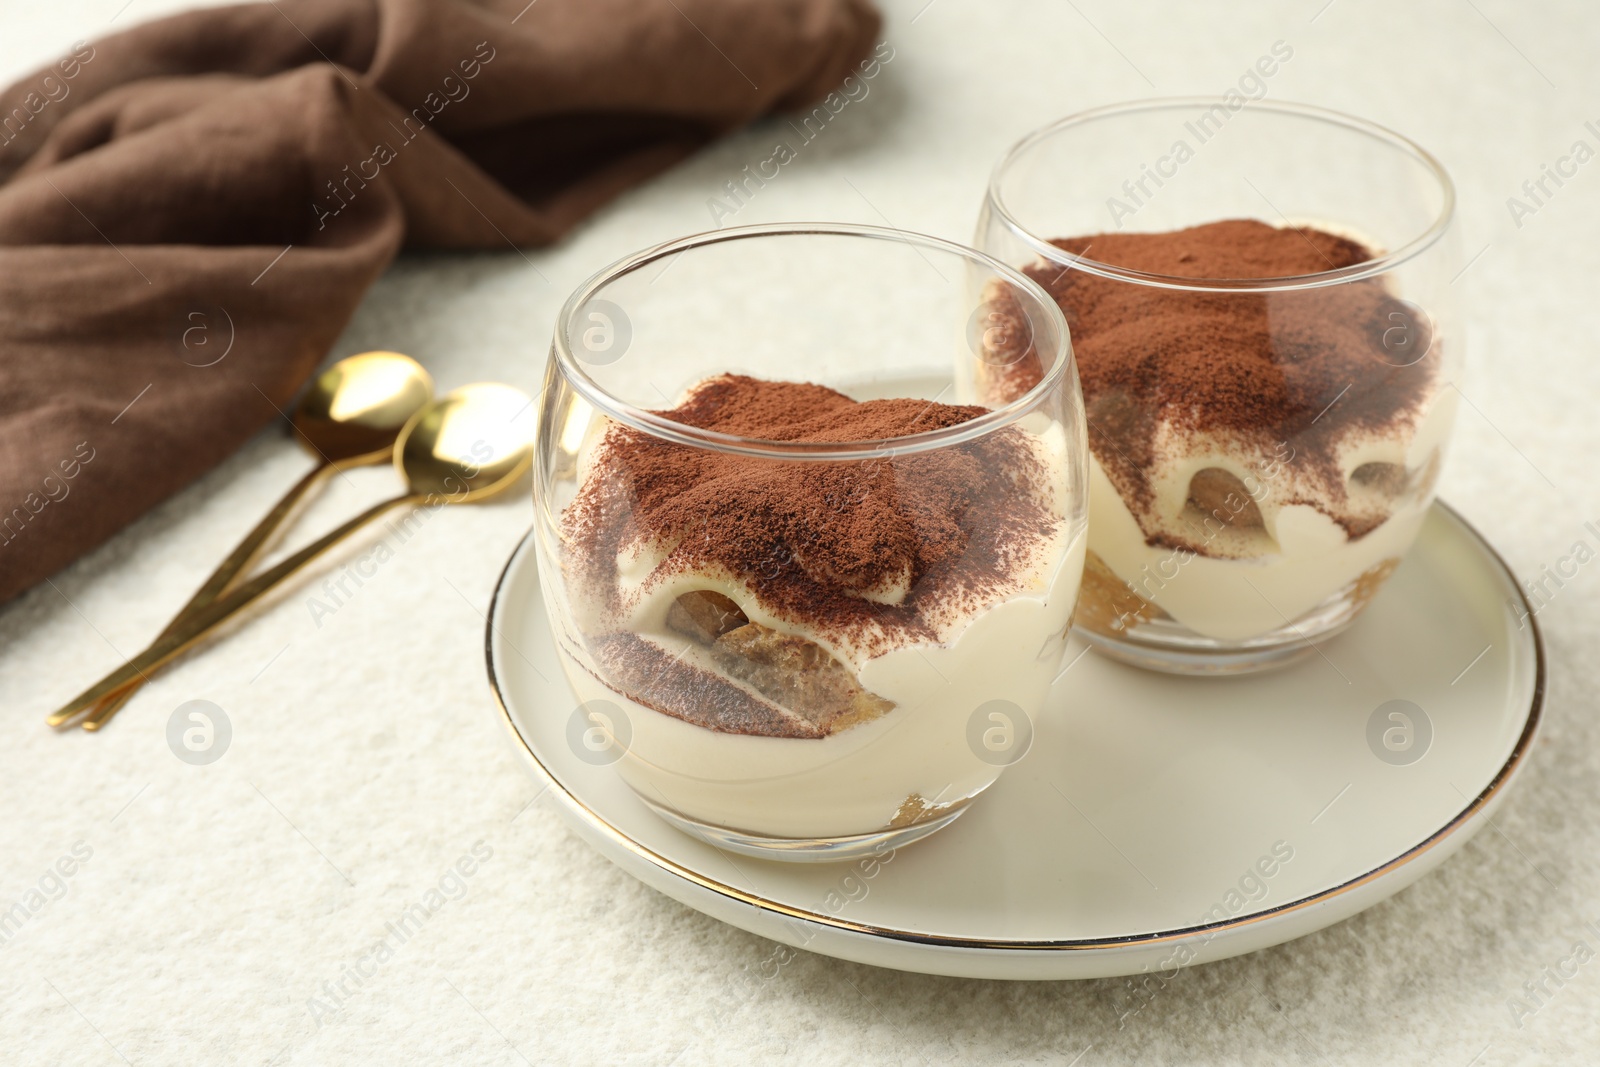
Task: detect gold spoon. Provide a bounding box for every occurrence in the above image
[56,351,434,732]
[46,382,533,729]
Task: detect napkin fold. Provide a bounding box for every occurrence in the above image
[0,0,880,604]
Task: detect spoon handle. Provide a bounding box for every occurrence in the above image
[47,492,420,726]
[67,462,336,732]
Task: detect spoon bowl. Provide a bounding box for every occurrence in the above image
[293,350,434,463]
[398,383,536,500]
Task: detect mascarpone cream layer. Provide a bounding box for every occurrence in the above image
[1088,388,1457,640]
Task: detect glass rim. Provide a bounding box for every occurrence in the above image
[985,97,1458,293]
[551,222,1074,461]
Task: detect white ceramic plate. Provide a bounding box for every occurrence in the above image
[487,503,1543,980]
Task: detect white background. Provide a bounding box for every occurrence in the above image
[1,0,1596,1063]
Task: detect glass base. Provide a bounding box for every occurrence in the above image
[1074,558,1398,676]
[634,793,976,863]
[1076,625,1320,675]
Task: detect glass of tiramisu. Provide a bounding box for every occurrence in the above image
[977,99,1462,673]
[533,224,1087,860]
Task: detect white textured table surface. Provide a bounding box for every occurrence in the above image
[2,1,1595,1063]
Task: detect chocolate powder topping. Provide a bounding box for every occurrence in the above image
[985,219,1436,543]
[560,375,1063,738]
[563,374,1059,653]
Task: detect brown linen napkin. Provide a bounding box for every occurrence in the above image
[0,0,880,605]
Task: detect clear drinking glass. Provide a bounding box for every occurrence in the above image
[533,224,1087,861]
[976,100,1461,674]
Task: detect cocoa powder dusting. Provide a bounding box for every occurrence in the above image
[563,375,1059,656]
[989,219,1436,540]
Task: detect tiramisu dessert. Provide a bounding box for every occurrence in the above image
[553,374,1083,842]
[977,219,1452,644]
